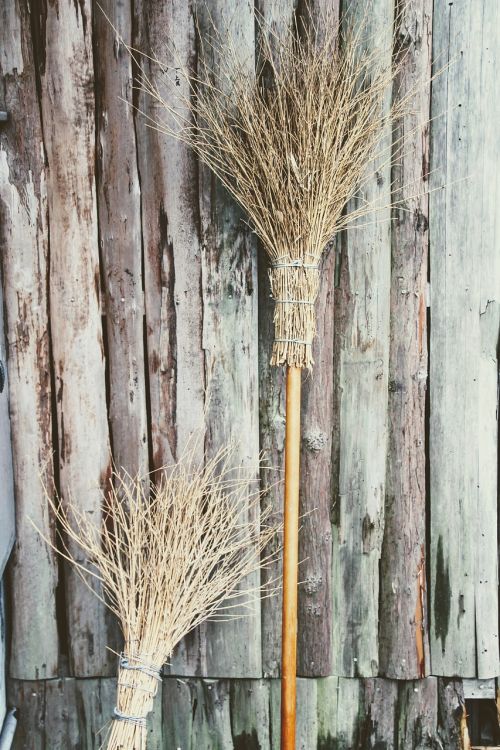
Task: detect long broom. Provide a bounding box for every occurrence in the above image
[39,444,277,749]
[132,8,411,747]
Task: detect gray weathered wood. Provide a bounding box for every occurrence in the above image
[429,0,500,678]
[0,268,14,581]
[44,679,80,749]
[0,584,6,727]
[230,680,271,748]
[295,0,337,678]
[134,0,205,478]
[7,679,46,750]
[395,678,438,749]
[270,678,318,750]
[93,1,149,478]
[257,0,296,681]
[0,0,58,680]
[331,0,394,677]
[38,0,114,676]
[379,0,432,680]
[437,679,466,749]
[163,679,233,748]
[191,0,261,678]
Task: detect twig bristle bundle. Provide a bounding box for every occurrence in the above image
[131,6,411,367]
[38,444,278,749]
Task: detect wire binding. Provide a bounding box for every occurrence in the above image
[112,707,147,727]
[119,653,162,682]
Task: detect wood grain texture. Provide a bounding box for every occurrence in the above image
[429,0,500,678]
[257,0,296,680]
[93,1,149,478]
[0,270,14,581]
[7,679,46,750]
[36,0,114,677]
[163,678,233,748]
[192,0,261,678]
[230,680,271,749]
[0,0,58,680]
[134,0,205,478]
[379,0,432,679]
[295,0,337,678]
[331,0,394,678]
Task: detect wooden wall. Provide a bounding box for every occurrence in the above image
[0,0,499,747]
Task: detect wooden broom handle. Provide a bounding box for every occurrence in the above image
[281,364,301,750]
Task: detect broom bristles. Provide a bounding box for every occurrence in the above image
[128,5,414,367]
[40,443,279,749]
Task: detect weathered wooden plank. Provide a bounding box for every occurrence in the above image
[163,678,233,748]
[0,262,14,581]
[396,678,439,748]
[8,679,46,750]
[230,680,271,749]
[379,0,432,680]
[437,679,466,749]
[295,0,338,679]
[257,0,296,681]
[0,584,6,727]
[75,678,115,750]
[190,0,261,678]
[36,0,114,676]
[93,1,149,477]
[429,0,500,678]
[270,678,318,750]
[44,679,80,749]
[134,0,205,477]
[361,678,398,748]
[0,0,58,680]
[331,0,394,677]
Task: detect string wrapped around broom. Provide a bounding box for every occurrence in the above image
[37,444,278,749]
[129,7,416,748]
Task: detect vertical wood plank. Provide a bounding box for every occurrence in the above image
[0,262,14,580]
[0,0,58,680]
[294,0,338,678]
[429,0,500,678]
[270,678,318,750]
[362,679,398,748]
[76,678,115,750]
[331,0,394,677]
[36,0,114,676]
[134,0,205,475]
[44,679,80,749]
[93,1,149,477]
[7,679,46,750]
[437,679,466,749]
[256,0,296,681]
[194,0,261,678]
[134,0,208,676]
[0,584,6,726]
[230,680,271,749]
[379,0,432,679]
[396,678,438,748]
[163,678,233,748]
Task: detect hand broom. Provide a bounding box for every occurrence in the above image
[37,444,277,749]
[132,8,411,747]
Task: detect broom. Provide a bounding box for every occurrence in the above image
[39,444,277,749]
[131,8,412,747]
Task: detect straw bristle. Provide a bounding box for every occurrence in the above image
[132,7,409,368]
[39,445,278,749]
